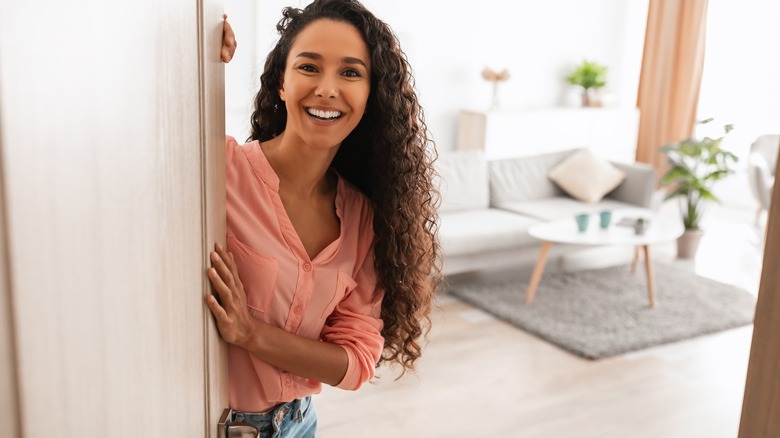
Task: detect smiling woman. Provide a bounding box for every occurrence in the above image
[209,1,441,437]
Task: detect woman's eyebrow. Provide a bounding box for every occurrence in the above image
[295,51,367,68]
[342,57,367,68]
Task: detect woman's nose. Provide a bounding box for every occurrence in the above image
[315,76,338,99]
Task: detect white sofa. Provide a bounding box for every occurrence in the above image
[436,149,656,276]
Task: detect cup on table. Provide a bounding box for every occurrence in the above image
[599,210,612,229]
[634,217,648,235]
[575,213,590,233]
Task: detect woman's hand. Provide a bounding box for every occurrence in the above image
[221,14,237,63]
[206,242,256,347]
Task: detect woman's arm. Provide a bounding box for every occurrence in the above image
[205,242,349,386]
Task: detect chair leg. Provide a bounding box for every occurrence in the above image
[766,208,771,239]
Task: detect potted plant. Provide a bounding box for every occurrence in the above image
[566,59,607,107]
[659,119,739,258]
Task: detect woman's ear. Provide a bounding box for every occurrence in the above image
[278,75,286,102]
[277,68,287,101]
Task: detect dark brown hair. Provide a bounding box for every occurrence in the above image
[248,0,441,374]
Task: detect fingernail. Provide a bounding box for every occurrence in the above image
[210,252,219,262]
[216,242,223,251]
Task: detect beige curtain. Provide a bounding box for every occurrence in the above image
[635,0,709,172]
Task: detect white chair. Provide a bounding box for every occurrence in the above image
[747,134,780,225]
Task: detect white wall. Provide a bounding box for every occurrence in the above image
[225,0,649,150]
[695,0,780,208]
[697,0,780,158]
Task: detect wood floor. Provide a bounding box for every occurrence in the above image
[316,204,764,437]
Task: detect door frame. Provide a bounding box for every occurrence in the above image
[739,151,780,436]
[198,2,229,436]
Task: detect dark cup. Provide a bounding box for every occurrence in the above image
[634,218,648,235]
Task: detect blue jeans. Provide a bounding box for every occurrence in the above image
[232,397,316,438]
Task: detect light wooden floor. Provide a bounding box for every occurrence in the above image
[317,204,765,437]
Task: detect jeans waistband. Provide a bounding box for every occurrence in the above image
[233,397,307,424]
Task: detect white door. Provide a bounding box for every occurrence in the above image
[0,0,228,436]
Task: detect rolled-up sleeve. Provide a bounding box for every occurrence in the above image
[320,245,385,390]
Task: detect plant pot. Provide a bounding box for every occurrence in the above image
[677,229,704,259]
[580,88,603,107]
[581,89,590,107]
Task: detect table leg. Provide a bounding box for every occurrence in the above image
[525,241,553,304]
[631,245,641,274]
[642,245,656,308]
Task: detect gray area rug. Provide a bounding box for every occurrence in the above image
[448,264,756,359]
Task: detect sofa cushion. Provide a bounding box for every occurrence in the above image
[489,149,577,205]
[438,209,542,256]
[547,148,626,204]
[435,150,490,213]
[495,196,651,221]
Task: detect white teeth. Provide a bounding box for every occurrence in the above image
[307,108,342,120]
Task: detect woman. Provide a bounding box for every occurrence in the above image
[206,0,441,436]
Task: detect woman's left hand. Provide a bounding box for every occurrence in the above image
[221,14,237,63]
[206,242,256,347]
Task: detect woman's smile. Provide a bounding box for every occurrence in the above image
[305,107,343,121]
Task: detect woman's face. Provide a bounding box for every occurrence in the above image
[279,19,371,151]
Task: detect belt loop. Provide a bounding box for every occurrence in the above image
[293,398,303,423]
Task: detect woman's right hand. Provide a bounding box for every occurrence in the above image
[221,14,237,63]
[206,242,256,348]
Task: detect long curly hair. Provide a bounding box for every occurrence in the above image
[248,0,441,374]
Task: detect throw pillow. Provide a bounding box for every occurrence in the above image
[548,149,627,204]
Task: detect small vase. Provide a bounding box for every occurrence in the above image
[677,229,704,259]
[490,82,500,110]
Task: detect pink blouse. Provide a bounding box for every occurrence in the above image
[225,136,385,412]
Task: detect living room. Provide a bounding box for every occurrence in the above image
[3,0,780,436]
[221,0,780,436]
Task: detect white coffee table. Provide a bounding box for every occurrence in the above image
[525,214,684,308]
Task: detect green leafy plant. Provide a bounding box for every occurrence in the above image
[566,59,608,90]
[659,119,739,230]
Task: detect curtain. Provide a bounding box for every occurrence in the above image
[635,0,709,172]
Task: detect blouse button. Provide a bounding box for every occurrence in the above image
[303,263,311,271]
[284,377,293,386]
[294,305,303,315]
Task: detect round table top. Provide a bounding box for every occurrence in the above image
[528,213,684,246]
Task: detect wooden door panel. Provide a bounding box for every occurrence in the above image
[0,1,225,436]
[0,116,21,438]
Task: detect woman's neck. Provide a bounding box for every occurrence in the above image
[260,132,339,199]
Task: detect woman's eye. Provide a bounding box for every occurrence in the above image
[298,65,317,73]
[343,69,361,78]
